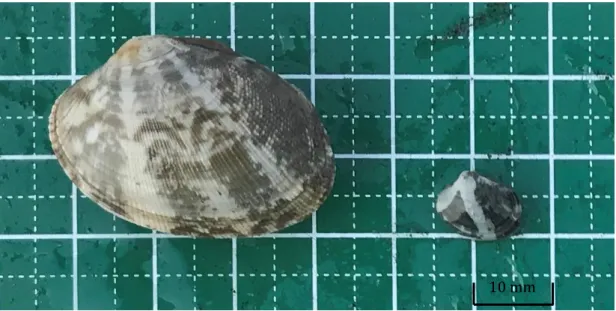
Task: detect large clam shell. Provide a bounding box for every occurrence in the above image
[48,35,336,237]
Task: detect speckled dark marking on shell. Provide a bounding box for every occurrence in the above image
[173,44,325,180]
[435,170,522,241]
[48,35,335,237]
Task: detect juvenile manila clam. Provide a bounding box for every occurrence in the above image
[48,35,336,237]
[435,170,523,241]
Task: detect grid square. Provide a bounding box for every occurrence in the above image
[0,160,32,196]
[396,239,472,310]
[475,239,552,308]
[0,3,71,75]
[0,3,70,38]
[0,80,70,155]
[553,3,614,38]
[75,3,151,74]
[76,38,128,74]
[397,238,471,276]
[398,277,471,310]
[156,238,232,310]
[474,80,549,154]
[154,3,230,45]
[566,76,614,116]
[36,160,72,196]
[0,160,71,234]
[554,117,614,155]
[317,238,392,310]
[0,239,72,277]
[0,197,33,234]
[553,38,615,77]
[553,3,615,75]
[473,3,549,75]
[0,160,72,234]
[315,38,390,74]
[395,80,470,154]
[475,80,549,116]
[0,115,33,155]
[473,3,548,39]
[235,3,310,74]
[31,39,72,75]
[317,159,391,233]
[277,214,312,234]
[237,238,311,310]
[286,78,310,98]
[77,239,153,310]
[77,190,151,234]
[556,239,613,280]
[396,159,469,234]
[0,240,72,310]
[394,3,470,75]
[315,3,390,74]
[555,239,614,309]
[554,160,614,233]
[554,80,614,155]
[315,79,391,154]
[474,159,550,234]
[556,276,614,310]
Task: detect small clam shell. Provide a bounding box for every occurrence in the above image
[435,170,522,241]
[48,35,336,237]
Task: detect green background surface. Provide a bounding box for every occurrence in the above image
[0,2,614,310]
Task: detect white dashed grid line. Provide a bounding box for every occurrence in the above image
[0,2,613,310]
[269,4,279,309]
[507,5,516,307]
[29,4,39,309]
[0,272,611,280]
[2,34,613,41]
[1,193,611,201]
[4,114,605,121]
[429,4,437,308]
[587,4,596,308]
[110,5,119,308]
[349,4,358,310]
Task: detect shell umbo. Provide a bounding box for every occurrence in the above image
[48,35,336,237]
[435,170,522,241]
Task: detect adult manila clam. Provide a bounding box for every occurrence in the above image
[48,35,336,237]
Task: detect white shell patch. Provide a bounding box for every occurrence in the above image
[85,124,100,144]
[435,170,523,241]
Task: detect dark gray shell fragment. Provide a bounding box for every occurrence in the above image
[435,170,522,241]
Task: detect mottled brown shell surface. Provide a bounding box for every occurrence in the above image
[48,35,336,237]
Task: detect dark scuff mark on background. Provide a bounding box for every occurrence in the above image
[446,3,515,37]
[415,3,515,59]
